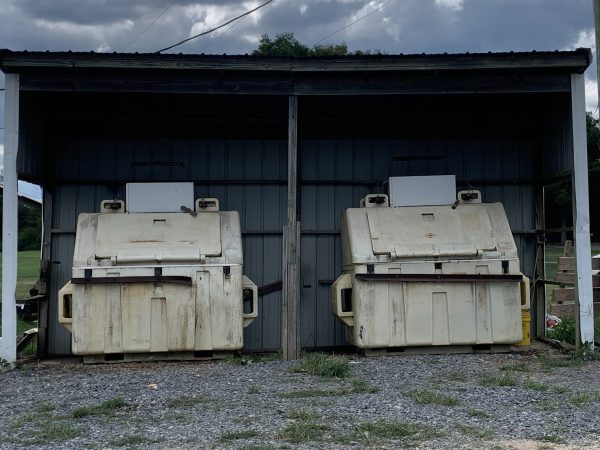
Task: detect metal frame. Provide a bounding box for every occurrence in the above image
[570,73,595,347]
[1,74,19,365]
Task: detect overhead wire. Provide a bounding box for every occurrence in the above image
[198,12,250,53]
[156,0,274,53]
[313,0,392,47]
[123,0,178,52]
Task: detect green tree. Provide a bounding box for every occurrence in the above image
[253,32,382,57]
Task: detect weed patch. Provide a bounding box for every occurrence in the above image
[167,396,204,408]
[247,386,260,394]
[351,378,380,394]
[279,388,342,399]
[444,371,467,382]
[34,422,80,442]
[278,422,329,443]
[72,397,126,418]
[457,424,492,439]
[353,421,441,445]
[499,362,530,373]
[569,391,600,408]
[538,353,582,370]
[285,409,320,421]
[478,373,517,387]
[290,353,350,378]
[404,389,461,406]
[537,433,565,444]
[225,353,280,366]
[467,409,491,419]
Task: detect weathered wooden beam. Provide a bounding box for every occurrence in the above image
[36,188,53,357]
[552,288,600,304]
[534,186,546,337]
[282,95,301,360]
[1,73,19,365]
[18,73,572,95]
[557,256,600,272]
[550,301,600,317]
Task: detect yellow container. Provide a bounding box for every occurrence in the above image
[515,310,531,346]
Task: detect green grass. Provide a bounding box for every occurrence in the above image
[0,251,40,345]
[0,250,41,300]
[290,353,350,378]
[278,422,330,443]
[478,373,517,387]
[247,386,260,394]
[568,391,600,408]
[352,421,441,445]
[219,430,260,442]
[404,389,461,406]
[72,397,127,418]
[499,362,531,373]
[285,409,320,421]
[351,378,380,394]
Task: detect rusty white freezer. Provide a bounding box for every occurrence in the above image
[331,192,529,349]
[58,197,257,355]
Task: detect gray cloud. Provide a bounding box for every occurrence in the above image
[0,0,597,141]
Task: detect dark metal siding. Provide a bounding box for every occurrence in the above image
[45,137,535,355]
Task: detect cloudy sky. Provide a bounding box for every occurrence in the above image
[0,0,597,198]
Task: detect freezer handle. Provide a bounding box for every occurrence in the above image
[58,282,74,325]
[331,274,353,318]
[520,274,531,310]
[242,275,258,327]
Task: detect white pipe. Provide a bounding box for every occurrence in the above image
[571,73,595,347]
[1,74,19,364]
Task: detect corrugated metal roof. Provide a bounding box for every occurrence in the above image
[0,48,592,74]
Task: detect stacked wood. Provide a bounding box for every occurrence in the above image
[550,241,600,317]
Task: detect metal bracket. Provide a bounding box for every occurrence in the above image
[224,266,231,279]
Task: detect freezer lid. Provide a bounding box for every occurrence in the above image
[366,205,498,258]
[95,212,222,262]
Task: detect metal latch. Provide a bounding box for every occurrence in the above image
[224,266,231,279]
[367,264,374,274]
[155,267,163,282]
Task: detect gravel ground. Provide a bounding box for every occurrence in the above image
[1,346,600,449]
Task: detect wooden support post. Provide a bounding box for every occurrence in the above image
[1,74,19,365]
[37,188,53,357]
[282,95,301,360]
[570,73,594,348]
[534,186,546,337]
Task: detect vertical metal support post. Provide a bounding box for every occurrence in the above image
[534,186,546,336]
[570,73,594,348]
[282,95,301,360]
[1,74,19,364]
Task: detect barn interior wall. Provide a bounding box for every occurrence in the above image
[42,136,536,354]
[16,91,553,355]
